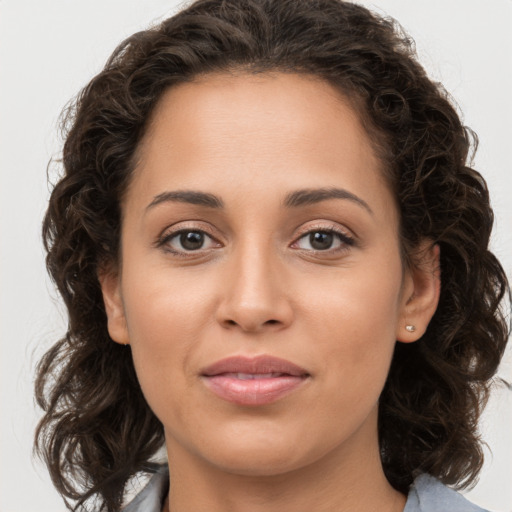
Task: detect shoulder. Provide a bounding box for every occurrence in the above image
[404,474,490,512]
[121,465,169,512]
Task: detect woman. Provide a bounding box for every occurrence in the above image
[34,0,510,511]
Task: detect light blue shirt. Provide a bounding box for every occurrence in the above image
[122,466,489,512]
[404,474,489,512]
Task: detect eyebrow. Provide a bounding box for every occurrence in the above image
[146,190,224,211]
[145,187,372,214]
[283,187,373,214]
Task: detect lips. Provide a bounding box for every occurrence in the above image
[200,355,310,406]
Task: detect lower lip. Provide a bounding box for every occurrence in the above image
[202,375,308,406]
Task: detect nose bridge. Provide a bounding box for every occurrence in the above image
[233,238,275,301]
[218,235,292,331]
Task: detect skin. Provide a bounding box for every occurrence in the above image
[100,72,440,512]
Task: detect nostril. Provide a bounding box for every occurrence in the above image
[221,318,281,329]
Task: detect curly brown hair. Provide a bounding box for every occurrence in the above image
[35,0,510,510]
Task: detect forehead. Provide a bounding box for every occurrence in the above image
[129,72,394,217]
[141,72,371,163]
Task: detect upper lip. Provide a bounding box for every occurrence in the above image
[201,355,309,377]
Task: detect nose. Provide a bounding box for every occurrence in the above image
[215,244,294,333]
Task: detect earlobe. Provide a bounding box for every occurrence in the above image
[397,242,441,343]
[98,267,130,345]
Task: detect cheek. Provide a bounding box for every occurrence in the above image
[298,261,403,398]
[121,264,218,404]
[123,260,215,337]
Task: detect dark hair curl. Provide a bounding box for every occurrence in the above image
[35,0,510,510]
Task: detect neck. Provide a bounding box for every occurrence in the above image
[163,411,406,512]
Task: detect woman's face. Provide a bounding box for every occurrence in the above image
[102,72,436,477]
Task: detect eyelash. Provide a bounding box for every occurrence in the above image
[292,224,355,254]
[156,224,355,257]
[156,227,220,257]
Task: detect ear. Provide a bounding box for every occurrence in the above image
[396,242,441,343]
[98,266,130,345]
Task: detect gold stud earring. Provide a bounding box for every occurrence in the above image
[405,325,416,333]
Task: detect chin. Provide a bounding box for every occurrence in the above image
[209,448,309,477]
[194,427,330,478]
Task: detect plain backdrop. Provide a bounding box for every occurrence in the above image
[1,1,511,511]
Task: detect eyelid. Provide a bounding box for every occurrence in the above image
[154,220,356,256]
[155,222,223,254]
[293,222,355,242]
[290,222,356,252]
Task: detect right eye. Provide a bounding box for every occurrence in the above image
[160,229,220,254]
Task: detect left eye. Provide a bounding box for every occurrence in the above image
[164,230,217,252]
[294,230,353,251]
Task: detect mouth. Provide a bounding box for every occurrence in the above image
[200,355,310,406]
